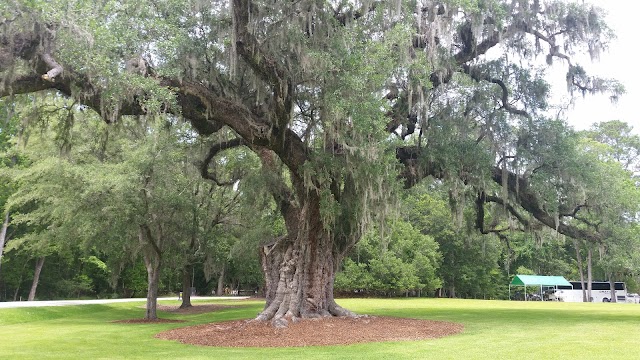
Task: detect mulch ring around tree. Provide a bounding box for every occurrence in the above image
[113,318,186,324]
[155,304,237,315]
[156,316,464,347]
[113,304,239,323]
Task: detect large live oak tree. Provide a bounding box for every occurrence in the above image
[0,0,622,325]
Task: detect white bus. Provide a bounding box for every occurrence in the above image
[553,281,627,302]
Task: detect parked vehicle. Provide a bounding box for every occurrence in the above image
[527,293,542,301]
[626,293,640,304]
[553,281,627,302]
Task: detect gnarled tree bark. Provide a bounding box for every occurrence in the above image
[259,191,354,327]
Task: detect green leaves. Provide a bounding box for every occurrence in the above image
[336,219,442,295]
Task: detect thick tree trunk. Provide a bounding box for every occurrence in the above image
[28,256,45,301]
[257,196,354,327]
[0,212,9,271]
[216,265,225,296]
[573,239,587,302]
[180,264,192,309]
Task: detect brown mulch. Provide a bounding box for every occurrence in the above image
[115,304,237,323]
[155,304,234,315]
[156,316,464,347]
[113,318,186,324]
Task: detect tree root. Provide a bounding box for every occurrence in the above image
[256,297,357,328]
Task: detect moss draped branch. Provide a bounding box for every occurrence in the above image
[489,166,601,243]
[394,146,603,243]
[462,64,533,121]
[480,192,532,229]
[0,43,309,177]
[232,0,293,131]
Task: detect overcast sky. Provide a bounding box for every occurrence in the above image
[557,1,639,133]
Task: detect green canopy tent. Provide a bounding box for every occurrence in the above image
[509,275,573,301]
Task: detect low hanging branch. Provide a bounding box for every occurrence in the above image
[394,146,603,243]
[1,67,219,134]
[0,18,315,201]
[481,192,532,229]
[490,166,602,243]
[387,4,613,245]
[475,191,527,234]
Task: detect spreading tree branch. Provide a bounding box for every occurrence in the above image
[481,192,532,229]
[200,138,246,186]
[394,146,603,243]
[490,166,601,243]
[462,64,533,121]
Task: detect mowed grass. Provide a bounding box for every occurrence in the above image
[0,297,639,359]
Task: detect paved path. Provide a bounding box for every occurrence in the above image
[0,296,249,309]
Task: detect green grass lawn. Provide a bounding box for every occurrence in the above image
[0,297,638,359]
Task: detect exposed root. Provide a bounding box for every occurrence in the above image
[328,300,357,317]
[256,297,358,328]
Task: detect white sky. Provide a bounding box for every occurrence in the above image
[557,1,640,133]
